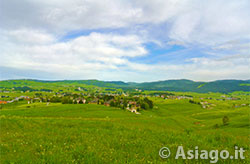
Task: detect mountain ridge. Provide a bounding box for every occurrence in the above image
[0,79,249,93]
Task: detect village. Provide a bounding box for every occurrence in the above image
[0,89,154,114]
[0,87,248,112]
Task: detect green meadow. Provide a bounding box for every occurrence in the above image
[0,97,249,163]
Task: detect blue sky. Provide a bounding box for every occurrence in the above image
[0,0,249,82]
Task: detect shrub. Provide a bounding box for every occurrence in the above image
[222,116,229,125]
[213,124,219,129]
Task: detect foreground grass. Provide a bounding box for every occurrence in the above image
[0,100,249,163]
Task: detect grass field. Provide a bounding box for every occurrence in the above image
[0,98,249,163]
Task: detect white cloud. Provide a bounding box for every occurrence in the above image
[2,29,55,45]
[168,0,250,46]
[0,30,148,79]
[1,0,249,47]
[0,0,250,81]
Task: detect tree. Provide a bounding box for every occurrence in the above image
[110,100,115,107]
[68,99,73,104]
[144,97,153,109]
[62,97,69,104]
[99,99,104,105]
[123,99,128,109]
[141,102,149,110]
[50,96,61,103]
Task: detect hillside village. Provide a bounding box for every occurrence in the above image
[1,86,249,112]
[0,88,154,113]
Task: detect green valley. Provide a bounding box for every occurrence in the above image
[0,79,249,163]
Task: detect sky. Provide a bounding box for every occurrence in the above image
[0,0,250,82]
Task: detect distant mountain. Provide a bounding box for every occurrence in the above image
[131,79,202,92]
[0,79,249,93]
[133,79,250,93]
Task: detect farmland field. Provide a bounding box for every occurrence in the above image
[0,96,249,163]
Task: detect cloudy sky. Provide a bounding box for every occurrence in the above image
[0,0,249,82]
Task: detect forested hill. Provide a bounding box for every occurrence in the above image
[131,79,250,93]
[0,79,249,93]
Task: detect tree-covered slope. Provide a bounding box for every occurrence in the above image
[0,79,249,93]
[133,79,250,93]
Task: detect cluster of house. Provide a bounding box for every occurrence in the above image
[71,98,141,114]
[126,101,141,114]
[135,89,142,92]
[1,91,246,113]
[200,101,216,109]
[0,93,143,114]
[220,95,240,100]
[63,97,142,114]
[74,98,87,104]
[156,95,193,100]
[0,96,30,104]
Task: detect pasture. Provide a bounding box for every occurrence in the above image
[0,97,249,163]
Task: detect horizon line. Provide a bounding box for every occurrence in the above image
[1,78,249,83]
